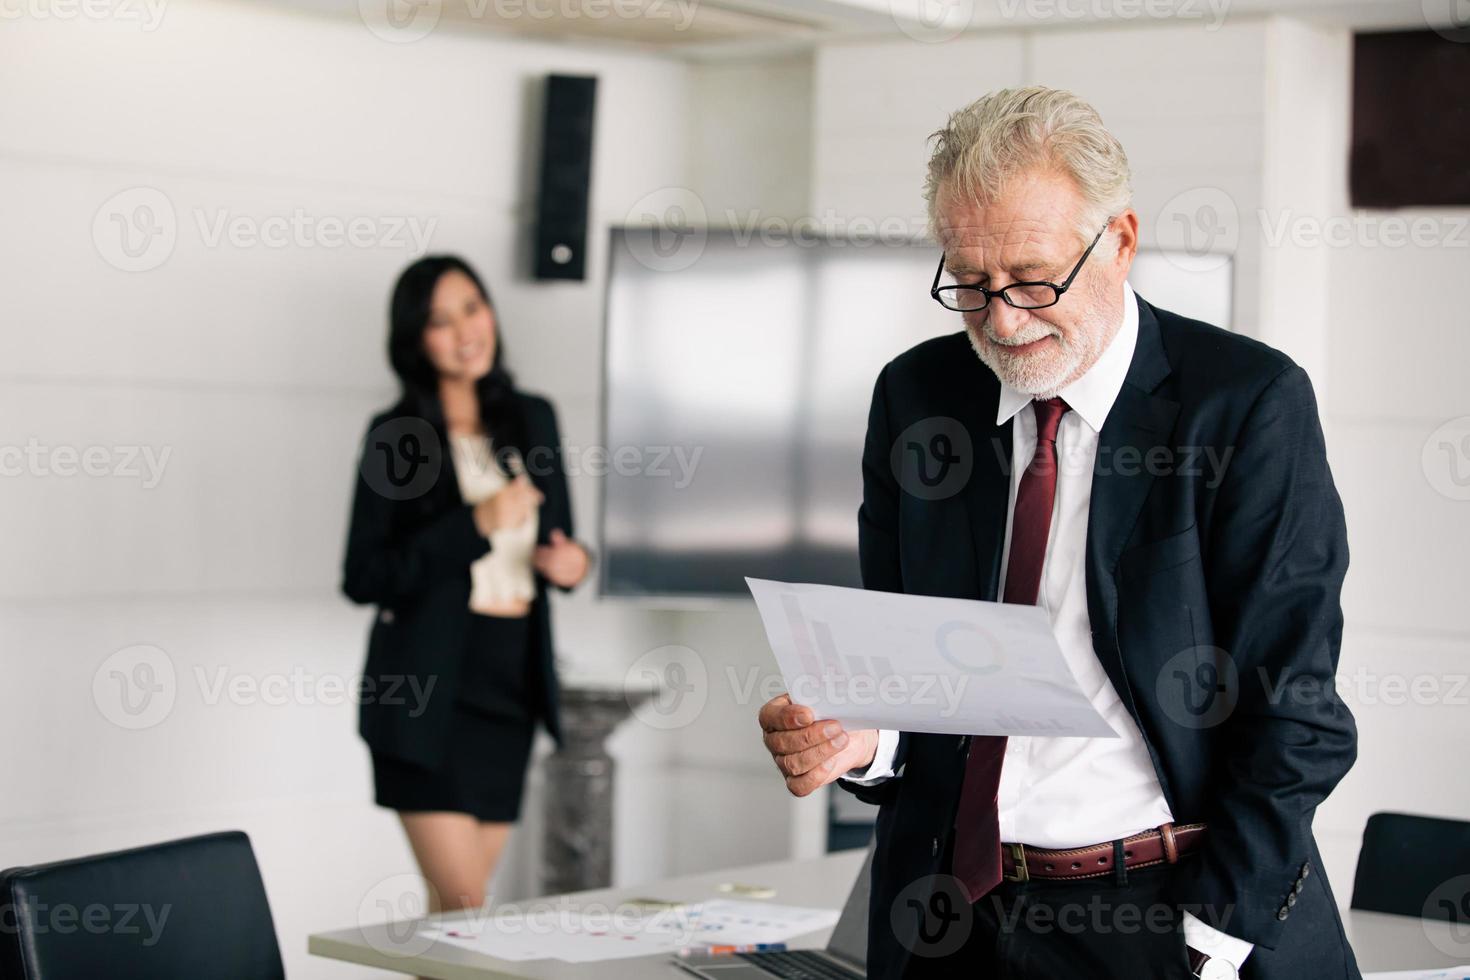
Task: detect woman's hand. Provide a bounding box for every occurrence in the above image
[473,475,543,537]
[533,528,589,589]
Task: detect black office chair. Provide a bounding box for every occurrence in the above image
[1351,811,1470,922]
[0,830,285,979]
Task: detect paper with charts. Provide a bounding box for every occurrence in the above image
[745,577,1117,738]
[414,898,839,963]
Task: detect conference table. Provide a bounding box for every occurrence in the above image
[310,849,1468,978]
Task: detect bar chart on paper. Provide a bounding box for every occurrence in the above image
[745,577,1118,737]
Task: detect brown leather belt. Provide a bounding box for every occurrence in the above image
[999,822,1206,882]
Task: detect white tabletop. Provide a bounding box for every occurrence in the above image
[309,850,866,980]
[1345,908,1469,973]
[310,850,1466,977]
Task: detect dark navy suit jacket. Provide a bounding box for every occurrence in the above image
[839,296,1360,980]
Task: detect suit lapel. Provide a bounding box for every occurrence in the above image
[928,304,1179,639]
[952,356,1013,604]
[1085,298,1180,709]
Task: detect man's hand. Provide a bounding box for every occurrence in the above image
[759,693,878,797]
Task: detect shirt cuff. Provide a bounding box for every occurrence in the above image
[1182,911,1253,969]
[839,729,899,785]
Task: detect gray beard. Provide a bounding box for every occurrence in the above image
[965,305,1113,398]
[967,329,1080,397]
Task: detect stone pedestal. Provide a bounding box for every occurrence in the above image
[541,686,648,894]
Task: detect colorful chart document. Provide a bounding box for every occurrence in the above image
[745,577,1117,738]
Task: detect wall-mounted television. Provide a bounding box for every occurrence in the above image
[598,227,1232,601]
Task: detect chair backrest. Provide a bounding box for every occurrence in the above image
[0,830,285,980]
[1351,811,1470,921]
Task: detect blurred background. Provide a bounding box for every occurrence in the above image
[1,0,1467,976]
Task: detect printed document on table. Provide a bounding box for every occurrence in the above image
[745,578,1117,738]
[414,899,839,963]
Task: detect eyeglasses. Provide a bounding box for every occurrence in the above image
[930,220,1112,312]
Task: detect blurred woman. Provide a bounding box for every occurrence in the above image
[342,255,590,911]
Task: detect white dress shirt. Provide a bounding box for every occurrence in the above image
[842,282,1251,969]
[448,432,538,612]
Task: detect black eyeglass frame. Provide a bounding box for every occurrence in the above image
[929,219,1113,312]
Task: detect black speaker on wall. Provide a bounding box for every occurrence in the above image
[532,74,598,281]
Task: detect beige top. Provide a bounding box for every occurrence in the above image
[449,432,537,611]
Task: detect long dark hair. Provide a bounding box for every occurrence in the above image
[387,255,527,476]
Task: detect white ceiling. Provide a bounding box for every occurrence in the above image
[279,0,1451,60]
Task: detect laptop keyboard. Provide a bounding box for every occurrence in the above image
[735,950,863,979]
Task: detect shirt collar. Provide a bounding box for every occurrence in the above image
[995,280,1139,434]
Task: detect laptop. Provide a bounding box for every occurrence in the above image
[673,845,870,980]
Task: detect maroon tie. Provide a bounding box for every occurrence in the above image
[951,396,1070,903]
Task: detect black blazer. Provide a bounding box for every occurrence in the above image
[839,297,1360,980]
[341,390,575,769]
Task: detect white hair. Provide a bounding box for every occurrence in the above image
[922,86,1132,251]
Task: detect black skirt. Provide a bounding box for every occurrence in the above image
[372,610,538,822]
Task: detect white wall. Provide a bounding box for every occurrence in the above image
[813,20,1271,328]
[0,3,707,977]
[689,53,814,224]
[1319,193,1470,885]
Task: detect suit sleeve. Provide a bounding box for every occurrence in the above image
[836,363,911,807]
[1172,365,1355,949]
[340,421,490,607]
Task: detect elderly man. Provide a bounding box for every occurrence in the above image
[757,87,1358,980]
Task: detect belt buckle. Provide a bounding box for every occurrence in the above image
[1002,843,1029,882]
